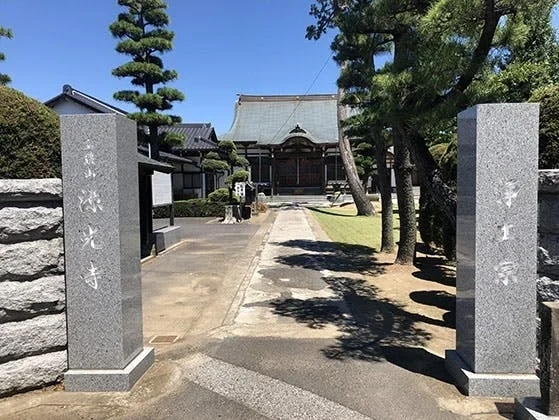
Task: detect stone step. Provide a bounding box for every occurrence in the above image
[266,194,353,208]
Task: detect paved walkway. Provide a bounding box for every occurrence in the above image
[0,208,511,419]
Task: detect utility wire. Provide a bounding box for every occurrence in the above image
[270,51,335,143]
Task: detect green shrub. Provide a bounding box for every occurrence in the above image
[207,187,240,204]
[531,85,559,169]
[418,185,456,260]
[0,86,61,178]
[153,199,226,218]
[229,170,249,184]
[207,188,229,202]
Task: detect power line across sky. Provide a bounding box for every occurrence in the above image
[3,2,559,135]
[0,0,339,134]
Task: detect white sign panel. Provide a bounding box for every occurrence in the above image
[235,182,246,198]
[152,171,173,207]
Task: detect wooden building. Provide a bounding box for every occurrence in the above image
[159,123,220,200]
[220,94,345,195]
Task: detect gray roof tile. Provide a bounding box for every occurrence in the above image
[160,123,219,151]
[220,94,340,145]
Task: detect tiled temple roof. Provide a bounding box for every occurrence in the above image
[220,94,340,146]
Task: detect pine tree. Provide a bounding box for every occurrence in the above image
[201,141,249,204]
[337,85,375,217]
[0,26,13,85]
[308,0,555,263]
[110,0,184,160]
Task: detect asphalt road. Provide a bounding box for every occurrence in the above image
[0,210,511,420]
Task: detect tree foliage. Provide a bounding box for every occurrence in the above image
[110,0,184,158]
[201,141,249,203]
[307,0,559,260]
[0,86,61,178]
[531,85,559,169]
[0,26,13,85]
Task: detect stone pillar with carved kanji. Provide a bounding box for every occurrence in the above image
[60,114,154,392]
[445,104,540,397]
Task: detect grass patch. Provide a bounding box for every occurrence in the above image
[309,206,400,252]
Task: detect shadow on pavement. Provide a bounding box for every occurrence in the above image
[382,346,451,383]
[270,276,451,384]
[273,239,389,276]
[494,402,515,419]
[269,238,455,384]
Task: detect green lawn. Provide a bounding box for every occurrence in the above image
[308,205,400,252]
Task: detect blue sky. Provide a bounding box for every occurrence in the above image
[1,2,558,135]
[0,0,338,134]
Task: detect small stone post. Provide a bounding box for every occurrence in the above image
[540,302,559,415]
[61,114,154,392]
[445,104,540,397]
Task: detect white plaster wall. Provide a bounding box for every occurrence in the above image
[50,100,95,115]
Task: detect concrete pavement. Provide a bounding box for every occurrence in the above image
[0,208,513,419]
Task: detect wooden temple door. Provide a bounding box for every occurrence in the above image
[275,154,322,194]
[276,157,297,188]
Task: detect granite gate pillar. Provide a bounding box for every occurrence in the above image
[61,114,154,391]
[445,104,541,397]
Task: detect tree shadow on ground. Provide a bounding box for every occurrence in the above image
[382,346,452,383]
[269,276,451,384]
[412,256,456,287]
[415,242,445,257]
[410,290,456,329]
[309,207,362,218]
[273,239,389,275]
[494,402,515,419]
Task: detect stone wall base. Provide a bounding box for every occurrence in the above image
[0,351,67,396]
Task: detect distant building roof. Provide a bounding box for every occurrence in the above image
[160,123,219,151]
[137,153,175,173]
[138,144,194,165]
[44,84,128,115]
[45,85,218,162]
[220,94,340,146]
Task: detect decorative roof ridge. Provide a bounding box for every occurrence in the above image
[193,136,217,146]
[281,127,318,143]
[171,122,213,128]
[238,93,338,103]
[60,84,128,115]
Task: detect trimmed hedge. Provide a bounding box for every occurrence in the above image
[0,86,61,178]
[153,199,226,218]
[208,187,240,204]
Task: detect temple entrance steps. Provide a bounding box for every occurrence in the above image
[267,194,353,208]
[277,186,322,195]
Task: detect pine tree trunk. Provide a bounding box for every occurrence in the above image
[374,133,394,253]
[403,127,456,227]
[391,34,417,264]
[337,87,375,216]
[149,124,160,161]
[393,128,416,264]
